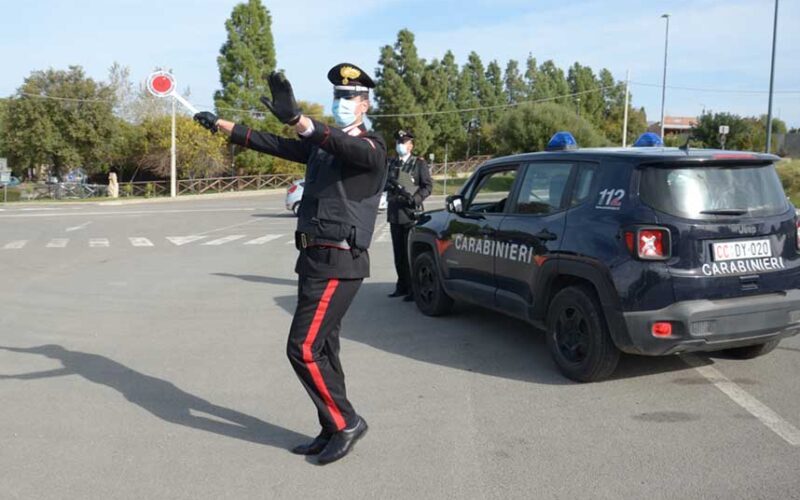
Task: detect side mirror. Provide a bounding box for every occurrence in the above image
[446,194,465,214]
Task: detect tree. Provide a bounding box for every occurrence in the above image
[214,0,281,173]
[534,60,570,104]
[131,116,228,179]
[2,66,117,178]
[567,62,603,125]
[491,102,610,155]
[504,59,527,104]
[374,30,433,153]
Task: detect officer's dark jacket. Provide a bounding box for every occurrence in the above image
[387,156,433,226]
[230,120,387,277]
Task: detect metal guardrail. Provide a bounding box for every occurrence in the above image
[429,156,490,177]
[117,174,300,198]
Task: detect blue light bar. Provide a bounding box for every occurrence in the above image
[633,132,664,147]
[546,131,578,151]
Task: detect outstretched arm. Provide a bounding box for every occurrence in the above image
[215,119,312,165]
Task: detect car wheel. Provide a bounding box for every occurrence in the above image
[546,285,620,382]
[721,340,780,359]
[412,251,454,316]
[292,202,301,216]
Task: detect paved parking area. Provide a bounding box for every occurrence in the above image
[1,194,799,499]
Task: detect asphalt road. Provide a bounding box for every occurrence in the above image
[1,193,799,499]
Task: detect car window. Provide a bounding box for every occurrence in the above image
[571,164,596,206]
[467,168,518,214]
[512,163,574,215]
[640,163,788,219]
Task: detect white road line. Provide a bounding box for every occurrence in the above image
[244,234,284,245]
[202,234,246,246]
[0,208,257,218]
[166,235,207,246]
[3,240,28,250]
[66,221,92,232]
[46,239,69,248]
[285,238,296,245]
[197,218,261,236]
[683,355,800,446]
[89,238,110,248]
[129,237,154,247]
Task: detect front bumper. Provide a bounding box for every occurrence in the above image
[621,290,800,355]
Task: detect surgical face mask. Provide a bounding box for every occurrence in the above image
[396,143,408,156]
[332,98,358,127]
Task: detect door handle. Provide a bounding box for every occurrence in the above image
[534,229,558,241]
[480,228,496,236]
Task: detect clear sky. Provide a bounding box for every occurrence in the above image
[1,0,798,127]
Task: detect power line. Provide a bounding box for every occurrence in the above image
[630,81,800,94]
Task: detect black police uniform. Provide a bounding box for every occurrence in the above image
[387,133,433,298]
[225,66,387,441]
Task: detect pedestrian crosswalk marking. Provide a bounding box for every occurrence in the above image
[46,239,69,248]
[244,234,284,245]
[89,238,110,248]
[202,234,246,246]
[3,240,27,250]
[166,235,207,246]
[129,237,154,247]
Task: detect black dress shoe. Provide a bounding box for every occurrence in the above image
[388,290,407,298]
[290,431,332,455]
[316,417,368,465]
[402,294,415,302]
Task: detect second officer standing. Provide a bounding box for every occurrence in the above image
[386,130,432,301]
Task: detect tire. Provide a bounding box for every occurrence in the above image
[721,339,780,359]
[412,251,454,316]
[546,285,620,382]
[292,202,301,216]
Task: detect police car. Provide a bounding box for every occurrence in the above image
[408,132,800,382]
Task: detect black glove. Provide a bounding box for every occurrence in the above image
[194,112,218,133]
[260,71,301,125]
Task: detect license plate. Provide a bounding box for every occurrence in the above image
[712,239,772,262]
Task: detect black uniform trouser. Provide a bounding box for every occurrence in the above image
[287,276,361,433]
[390,223,413,295]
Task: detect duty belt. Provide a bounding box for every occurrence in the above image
[297,232,351,250]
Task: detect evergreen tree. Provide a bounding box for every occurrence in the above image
[214,0,280,173]
[374,30,433,154]
[567,62,603,125]
[504,59,526,104]
[534,60,570,104]
[524,55,538,100]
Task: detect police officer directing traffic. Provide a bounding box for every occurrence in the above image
[194,63,386,465]
[386,130,432,301]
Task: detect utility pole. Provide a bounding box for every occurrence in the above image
[622,70,630,147]
[766,0,779,153]
[660,14,671,141]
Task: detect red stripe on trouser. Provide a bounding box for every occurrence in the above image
[302,279,347,430]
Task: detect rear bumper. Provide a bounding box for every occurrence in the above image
[621,290,800,355]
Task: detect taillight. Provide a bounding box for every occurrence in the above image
[288,184,298,194]
[624,227,671,260]
[651,322,673,338]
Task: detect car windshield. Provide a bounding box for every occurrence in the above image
[639,163,789,219]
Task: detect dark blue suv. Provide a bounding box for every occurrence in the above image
[408,133,800,382]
